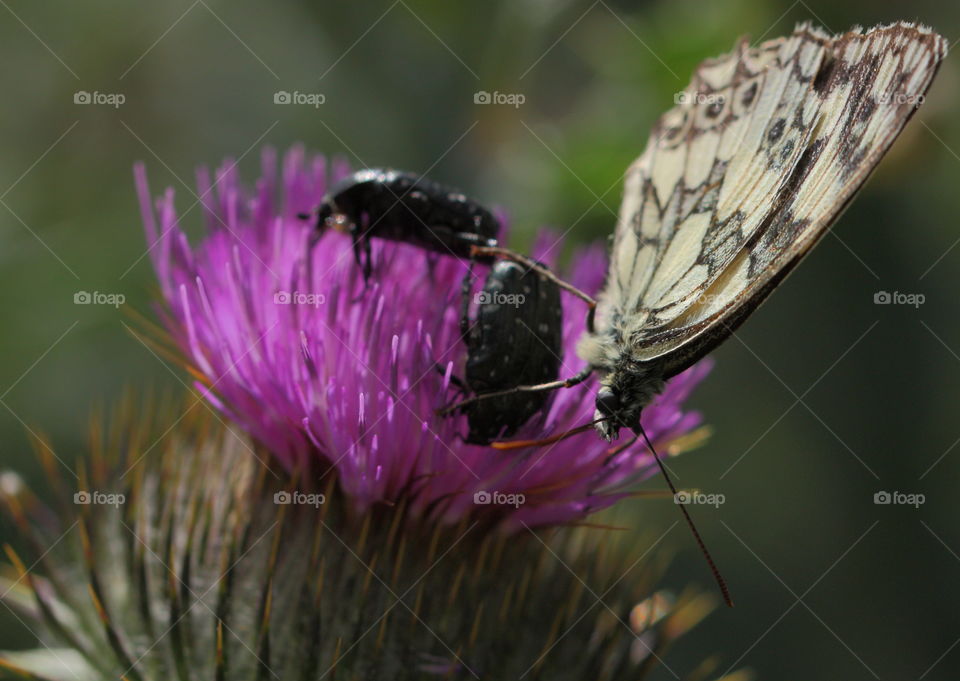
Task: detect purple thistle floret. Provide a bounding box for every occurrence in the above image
[135,146,712,530]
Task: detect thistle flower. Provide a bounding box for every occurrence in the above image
[134,146,712,529]
[0,405,738,680]
[0,148,733,681]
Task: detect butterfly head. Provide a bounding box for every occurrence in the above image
[594,386,627,440]
[593,365,665,441]
[594,385,642,440]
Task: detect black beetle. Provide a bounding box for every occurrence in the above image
[303,168,582,444]
[457,259,564,444]
[307,168,500,278]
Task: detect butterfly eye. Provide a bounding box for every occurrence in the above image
[595,388,621,417]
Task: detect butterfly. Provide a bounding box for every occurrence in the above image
[576,21,948,440]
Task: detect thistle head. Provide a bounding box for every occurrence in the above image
[134,145,714,531]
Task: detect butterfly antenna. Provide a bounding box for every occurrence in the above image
[635,424,733,608]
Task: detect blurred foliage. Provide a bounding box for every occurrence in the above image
[0,0,958,678]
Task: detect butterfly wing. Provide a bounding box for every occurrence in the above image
[589,22,947,378]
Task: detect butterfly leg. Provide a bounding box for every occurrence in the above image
[585,304,596,334]
[469,245,597,309]
[603,433,639,464]
[435,366,593,416]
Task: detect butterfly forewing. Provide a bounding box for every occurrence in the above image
[594,22,947,378]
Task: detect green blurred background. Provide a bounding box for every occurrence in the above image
[0,0,957,678]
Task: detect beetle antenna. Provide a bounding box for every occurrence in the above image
[634,423,733,608]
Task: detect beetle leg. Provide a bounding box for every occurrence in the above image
[436,366,593,416]
[362,232,373,282]
[305,227,322,290]
[345,235,374,302]
[447,372,468,392]
[349,231,364,271]
[431,362,468,397]
[459,264,475,342]
[349,213,375,283]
